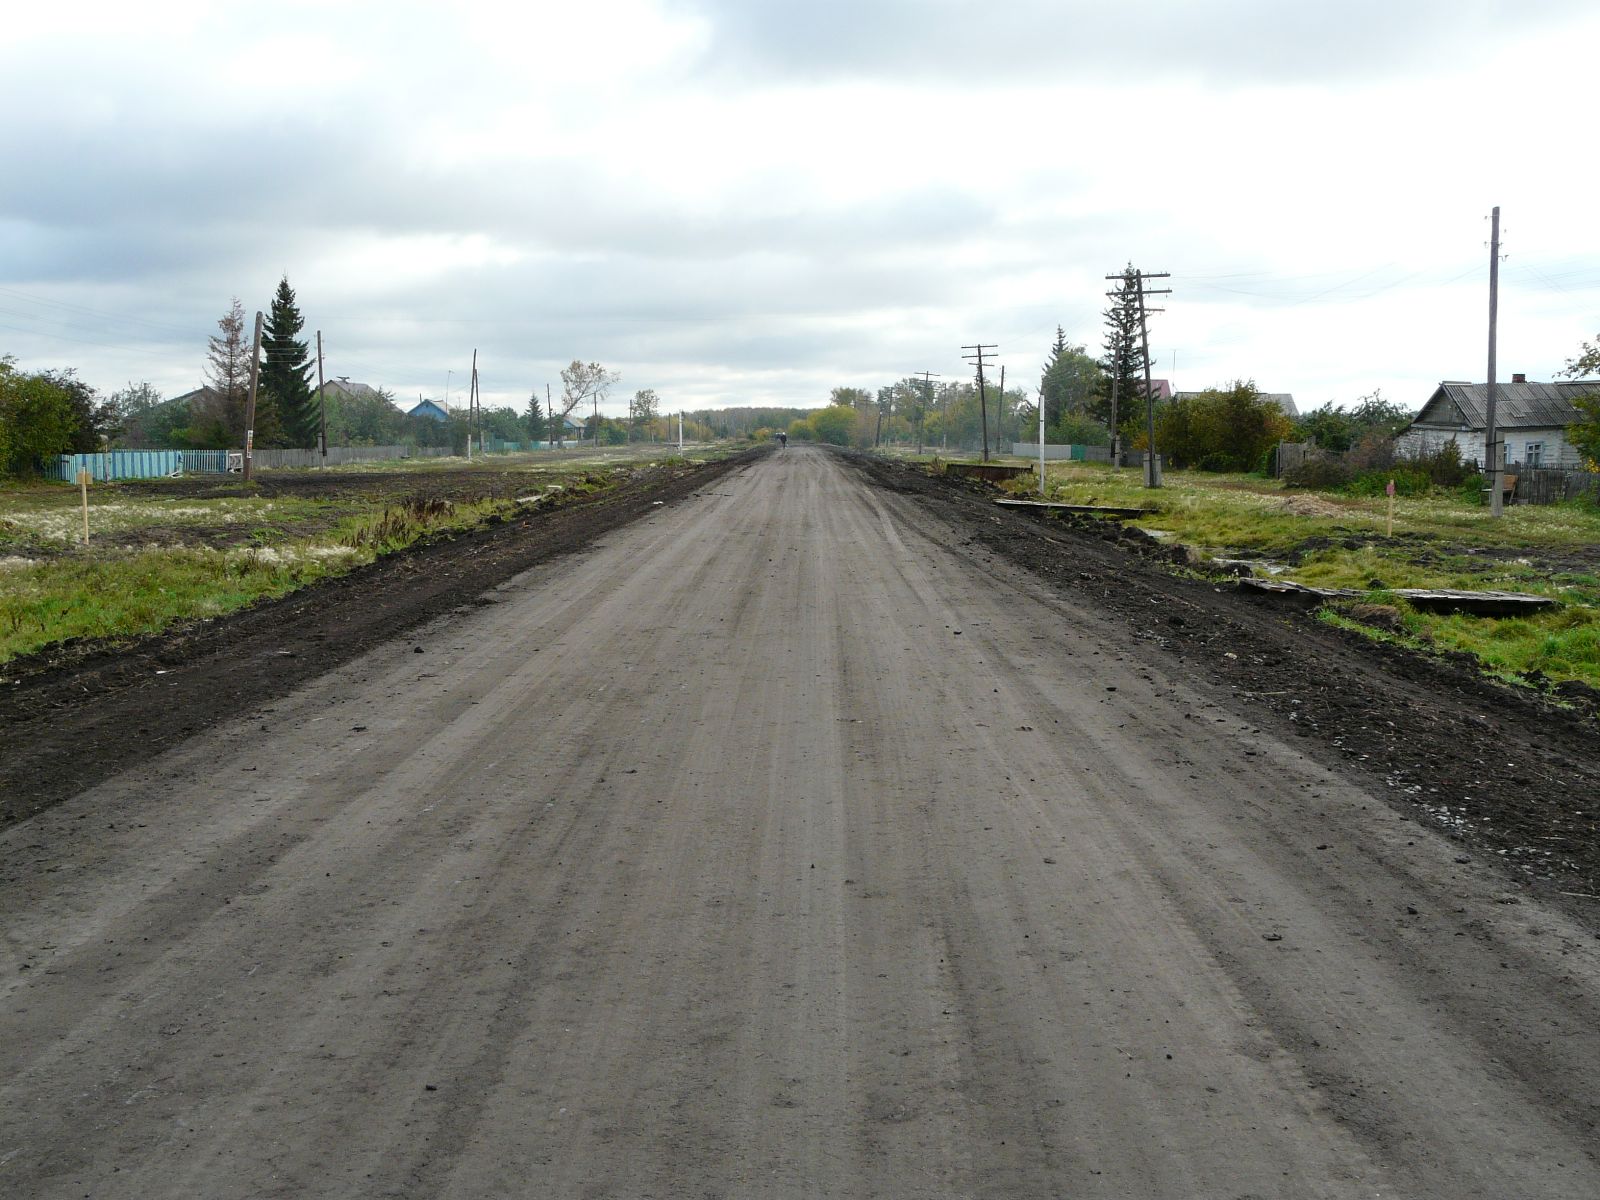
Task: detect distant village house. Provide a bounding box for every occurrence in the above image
[1396,376,1595,470]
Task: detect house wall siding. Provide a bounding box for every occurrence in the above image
[1396,426,1584,470]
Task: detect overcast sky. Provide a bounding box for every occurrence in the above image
[4,0,1598,419]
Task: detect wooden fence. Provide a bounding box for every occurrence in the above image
[1511,466,1600,505]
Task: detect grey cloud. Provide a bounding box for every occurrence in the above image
[669,0,1591,86]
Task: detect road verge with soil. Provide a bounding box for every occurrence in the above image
[0,450,763,827]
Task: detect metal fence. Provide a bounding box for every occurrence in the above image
[46,444,456,481]
[45,450,185,482]
[1009,443,1114,462]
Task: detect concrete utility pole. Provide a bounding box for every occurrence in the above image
[243,310,263,482]
[1486,205,1504,518]
[962,343,998,461]
[916,371,939,454]
[1106,270,1171,488]
[1038,384,1046,494]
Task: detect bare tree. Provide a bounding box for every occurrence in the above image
[204,297,251,444]
[557,360,618,447]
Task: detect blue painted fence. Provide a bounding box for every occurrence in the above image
[46,450,185,482]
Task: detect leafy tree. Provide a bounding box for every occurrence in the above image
[1561,333,1600,467]
[32,368,115,451]
[583,414,628,445]
[525,390,545,442]
[629,388,660,439]
[1294,389,1412,454]
[0,357,80,474]
[324,386,405,446]
[259,277,316,447]
[480,406,526,443]
[807,404,857,445]
[1096,265,1150,430]
[830,386,873,412]
[205,297,251,446]
[109,382,166,448]
[557,360,618,446]
[1150,380,1292,471]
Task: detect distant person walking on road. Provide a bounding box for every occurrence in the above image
[777,432,788,448]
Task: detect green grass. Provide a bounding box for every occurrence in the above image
[0,460,638,666]
[0,547,353,662]
[1003,459,1600,689]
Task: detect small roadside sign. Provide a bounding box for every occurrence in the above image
[77,469,92,543]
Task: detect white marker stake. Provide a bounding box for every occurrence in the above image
[1038,396,1045,495]
[1386,478,1395,538]
[78,469,91,544]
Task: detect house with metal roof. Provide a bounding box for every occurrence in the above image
[407,398,450,422]
[319,377,384,404]
[1395,376,1596,469]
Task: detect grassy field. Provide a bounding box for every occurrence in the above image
[986,457,1600,690]
[0,447,707,665]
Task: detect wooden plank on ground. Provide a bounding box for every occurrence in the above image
[1238,576,1560,616]
[994,498,1154,518]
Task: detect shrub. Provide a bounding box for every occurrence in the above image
[1282,457,1352,489]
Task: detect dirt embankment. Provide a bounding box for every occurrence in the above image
[847,452,1600,912]
[0,451,764,828]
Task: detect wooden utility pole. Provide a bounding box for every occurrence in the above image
[916,371,939,454]
[1109,333,1121,466]
[242,310,263,482]
[996,364,1006,449]
[468,349,479,460]
[1106,270,1170,488]
[1486,206,1504,517]
[315,330,327,463]
[962,344,997,461]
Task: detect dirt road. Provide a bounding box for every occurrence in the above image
[4,445,1599,1197]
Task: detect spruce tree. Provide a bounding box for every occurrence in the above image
[1095,264,1149,430]
[525,390,545,443]
[259,276,315,447]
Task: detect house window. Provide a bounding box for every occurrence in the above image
[1525,442,1543,467]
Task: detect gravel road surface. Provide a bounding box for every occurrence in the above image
[5,445,1599,1197]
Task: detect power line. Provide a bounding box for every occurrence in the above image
[961,343,997,462]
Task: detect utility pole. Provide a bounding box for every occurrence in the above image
[466,350,477,461]
[962,343,997,461]
[996,364,1006,450]
[315,329,327,464]
[677,411,683,451]
[1106,270,1170,488]
[1109,333,1121,467]
[916,371,939,454]
[1486,205,1504,518]
[242,310,263,482]
[1038,384,1046,495]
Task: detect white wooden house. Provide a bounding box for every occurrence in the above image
[1395,377,1596,469]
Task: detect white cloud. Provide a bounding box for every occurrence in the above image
[1,0,1597,417]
